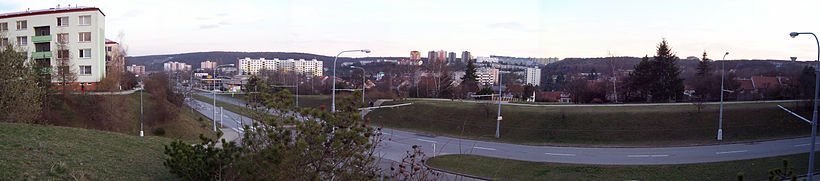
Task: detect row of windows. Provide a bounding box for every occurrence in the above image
[0,15,91,31]
[55,49,93,58]
[0,32,92,46]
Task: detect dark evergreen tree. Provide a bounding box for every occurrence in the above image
[627,39,685,102]
[696,51,711,77]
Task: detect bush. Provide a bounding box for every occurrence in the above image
[164,133,239,180]
[153,127,166,136]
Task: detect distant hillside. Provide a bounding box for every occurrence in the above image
[126,51,407,71]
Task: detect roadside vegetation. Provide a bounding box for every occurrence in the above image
[427,154,817,180]
[367,100,807,146]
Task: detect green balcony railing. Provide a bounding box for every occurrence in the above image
[31,35,51,43]
[31,52,52,59]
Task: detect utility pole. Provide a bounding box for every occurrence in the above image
[496,71,503,138]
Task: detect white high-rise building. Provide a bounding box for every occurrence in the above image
[476,67,499,86]
[163,61,191,72]
[237,58,322,76]
[0,6,106,90]
[524,67,541,86]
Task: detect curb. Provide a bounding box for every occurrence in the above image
[423,161,493,181]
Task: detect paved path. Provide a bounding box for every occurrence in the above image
[192,94,820,166]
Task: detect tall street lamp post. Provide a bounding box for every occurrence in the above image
[718,51,729,141]
[790,32,820,180]
[496,71,505,138]
[213,64,234,132]
[137,74,143,137]
[332,49,370,112]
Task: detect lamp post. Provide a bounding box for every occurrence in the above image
[718,51,729,141]
[351,66,366,104]
[496,71,504,138]
[212,64,234,131]
[332,49,371,112]
[790,32,820,180]
[137,74,143,137]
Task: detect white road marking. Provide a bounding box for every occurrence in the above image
[794,143,820,147]
[473,146,496,151]
[381,132,391,135]
[716,150,748,154]
[544,153,576,156]
[627,154,668,158]
[417,138,437,143]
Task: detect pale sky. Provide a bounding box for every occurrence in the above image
[2,0,819,60]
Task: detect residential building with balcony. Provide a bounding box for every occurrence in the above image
[237,57,322,76]
[476,67,498,86]
[163,61,191,72]
[201,60,217,69]
[0,6,106,90]
[104,38,123,75]
[126,64,145,75]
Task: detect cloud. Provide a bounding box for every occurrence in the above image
[486,22,525,30]
[199,24,219,29]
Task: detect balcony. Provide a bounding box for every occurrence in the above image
[31,52,52,59]
[32,35,51,43]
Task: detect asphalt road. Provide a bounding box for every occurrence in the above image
[190,92,817,166]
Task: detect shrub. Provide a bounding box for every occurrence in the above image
[152,127,166,136]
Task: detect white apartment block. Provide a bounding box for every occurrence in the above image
[476,67,498,86]
[126,64,145,75]
[524,67,541,86]
[163,61,191,72]
[201,60,217,69]
[237,57,323,76]
[0,6,106,89]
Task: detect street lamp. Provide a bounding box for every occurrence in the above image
[790,32,820,180]
[137,74,143,137]
[718,51,729,141]
[213,63,234,132]
[496,71,506,138]
[332,49,371,112]
[351,66,366,105]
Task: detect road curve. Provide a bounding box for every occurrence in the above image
[191,92,816,165]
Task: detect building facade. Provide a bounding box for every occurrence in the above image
[524,67,541,86]
[476,67,498,86]
[104,39,123,75]
[126,64,145,75]
[0,6,106,90]
[201,60,217,69]
[447,52,457,62]
[410,51,420,61]
[461,51,471,63]
[237,57,322,76]
[163,61,191,72]
[427,51,436,62]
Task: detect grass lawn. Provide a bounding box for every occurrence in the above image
[367,100,809,146]
[427,154,818,181]
[0,123,177,180]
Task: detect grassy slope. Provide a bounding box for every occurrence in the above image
[53,92,216,143]
[428,154,819,181]
[367,100,808,145]
[0,123,176,180]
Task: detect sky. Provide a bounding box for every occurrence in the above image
[1,0,819,60]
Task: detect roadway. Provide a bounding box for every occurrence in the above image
[189,92,817,166]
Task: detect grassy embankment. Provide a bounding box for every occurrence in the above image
[218,94,335,109]
[367,100,808,146]
[52,92,216,142]
[428,154,818,180]
[0,123,177,180]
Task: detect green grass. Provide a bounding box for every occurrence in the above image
[0,122,177,180]
[427,154,818,181]
[367,100,809,146]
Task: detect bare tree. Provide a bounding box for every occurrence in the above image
[53,38,77,98]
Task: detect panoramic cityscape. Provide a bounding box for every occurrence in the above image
[1,0,820,180]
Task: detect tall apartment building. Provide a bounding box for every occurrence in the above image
[126,64,145,75]
[427,51,436,62]
[524,67,541,86]
[0,6,106,90]
[461,51,471,63]
[237,57,322,76]
[410,51,420,61]
[447,52,457,62]
[201,60,217,69]
[104,39,123,75]
[476,67,499,86]
[163,61,191,72]
[436,50,447,62]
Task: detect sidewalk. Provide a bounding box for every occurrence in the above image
[215,127,240,148]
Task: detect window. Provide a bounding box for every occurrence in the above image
[34,26,49,36]
[57,17,69,26]
[79,49,91,58]
[16,36,26,46]
[57,50,69,59]
[79,16,91,25]
[106,47,112,52]
[35,43,50,52]
[0,38,7,47]
[16,20,26,30]
[57,33,69,44]
[79,32,91,42]
[79,66,92,75]
[0,23,7,31]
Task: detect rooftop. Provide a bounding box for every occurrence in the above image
[0,6,105,20]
